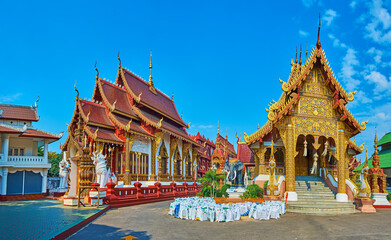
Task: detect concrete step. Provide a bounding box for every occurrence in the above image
[286,208,359,215]
[287,202,354,208]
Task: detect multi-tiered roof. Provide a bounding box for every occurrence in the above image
[62,57,198,149]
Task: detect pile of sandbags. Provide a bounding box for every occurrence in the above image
[168,197,285,222]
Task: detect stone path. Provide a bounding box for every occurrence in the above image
[0,199,103,240]
[70,200,391,240]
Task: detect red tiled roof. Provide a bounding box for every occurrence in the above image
[0,104,38,121]
[137,107,195,143]
[122,68,187,127]
[216,133,236,156]
[0,125,23,134]
[20,129,61,140]
[111,113,153,137]
[79,100,114,128]
[86,125,123,144]
[191,132,216,148]
[237,143,253,163]
[100,80,138,118]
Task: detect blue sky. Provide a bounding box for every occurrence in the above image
[1,0,390,160]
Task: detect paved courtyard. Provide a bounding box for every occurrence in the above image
[70,200,391,240]
[0,199,104,240]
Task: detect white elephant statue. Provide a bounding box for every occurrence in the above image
[91,150,110,188]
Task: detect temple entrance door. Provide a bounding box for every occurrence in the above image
[295,135,315,176]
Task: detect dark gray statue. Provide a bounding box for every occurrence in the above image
[224,159,244,187]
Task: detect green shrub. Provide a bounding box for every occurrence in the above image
[387,192,391,202]
[264,180,268,190]
[240,184,263,199]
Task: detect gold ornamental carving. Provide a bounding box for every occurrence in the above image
[299,96,332,117]
[295,117,336,139]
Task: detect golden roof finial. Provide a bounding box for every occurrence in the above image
[317,13,322,48]
[295,46,298,63]
[74,81,79,100]
[305,44,308,64]
[149,51,153,87]
[118,51,121,67]
[374,127,379,154]
[95,61,99,80]
[217,121,219,134]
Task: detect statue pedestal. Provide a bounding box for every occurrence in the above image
[373,193,391,206]
[355,198,376,213]
[227,187,246,199]
[89,190,106,206]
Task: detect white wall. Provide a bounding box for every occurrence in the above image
[9,138,37,156]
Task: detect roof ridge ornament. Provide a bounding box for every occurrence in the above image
[74,81,79,100]
[305,44,308,65]
[95,61,99,80]
[317,13,321,49]
[34,96,40,109]
[299,45,302,65]
[295,46,298,63]
[118,51,121,67]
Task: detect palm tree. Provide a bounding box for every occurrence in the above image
[199,170,224,197]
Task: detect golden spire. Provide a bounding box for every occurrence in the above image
[299,44,302,65]
[217,121,219,134]
[295,46,298,63]
[118,51,121,67]
[317,13,322,48]
[374,127,379,155]
[149,51,153,87]
[364,148,368,168]
[305,44,308,64]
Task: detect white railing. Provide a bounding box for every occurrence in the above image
[8,156,45,163]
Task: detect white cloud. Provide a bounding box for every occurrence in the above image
[364,71,391,97]
[355,90,373,104]
[0,93,22,103]
[364,0,391,43]
[302,0,317,8]
[367,47,383,64]
[350,1,357,9]
[198,125,214,129]
[340,48,361,91]
[328,34,347,48]
[323,9,338,27]
[299,30,309,37]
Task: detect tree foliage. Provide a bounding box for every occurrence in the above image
[241,184,263,199]
[197,170,225,197]
[48,152,62,177]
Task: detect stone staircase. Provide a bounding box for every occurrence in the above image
[286,176,358,215]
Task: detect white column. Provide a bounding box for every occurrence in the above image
[42,169,48,194]
[44,140,49,163]
[2,135,9,162]
[1,168,8,195]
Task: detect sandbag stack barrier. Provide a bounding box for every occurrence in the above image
[168,197,286,222]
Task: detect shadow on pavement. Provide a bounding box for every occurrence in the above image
[68,224,152,240]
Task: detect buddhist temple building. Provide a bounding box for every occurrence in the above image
[61,54,202,199]
[0,103,62,201]
[211,128,236,175]
[237,141,255,178]
[190,132,215,177]
[243,21,367,202]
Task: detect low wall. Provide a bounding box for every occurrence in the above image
[105,182,201,208]
[0,193,46,201]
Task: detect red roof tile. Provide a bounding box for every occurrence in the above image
[111,113,153,137]
[79,100,114,128]
[237,143,253,163]
[0,125,23,134]
[100,80,138,118]
[215,133,236,156]
[137,107,195,143]
[86,125,123,144]
[0,104,38,121]
[20,129,61,140]
[122,69,187,127]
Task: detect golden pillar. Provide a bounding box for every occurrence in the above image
[124,134,135,185]
[285,118,295,192]
[254,150,260,176]
[336,125,346,194]
[150,138,157,181]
